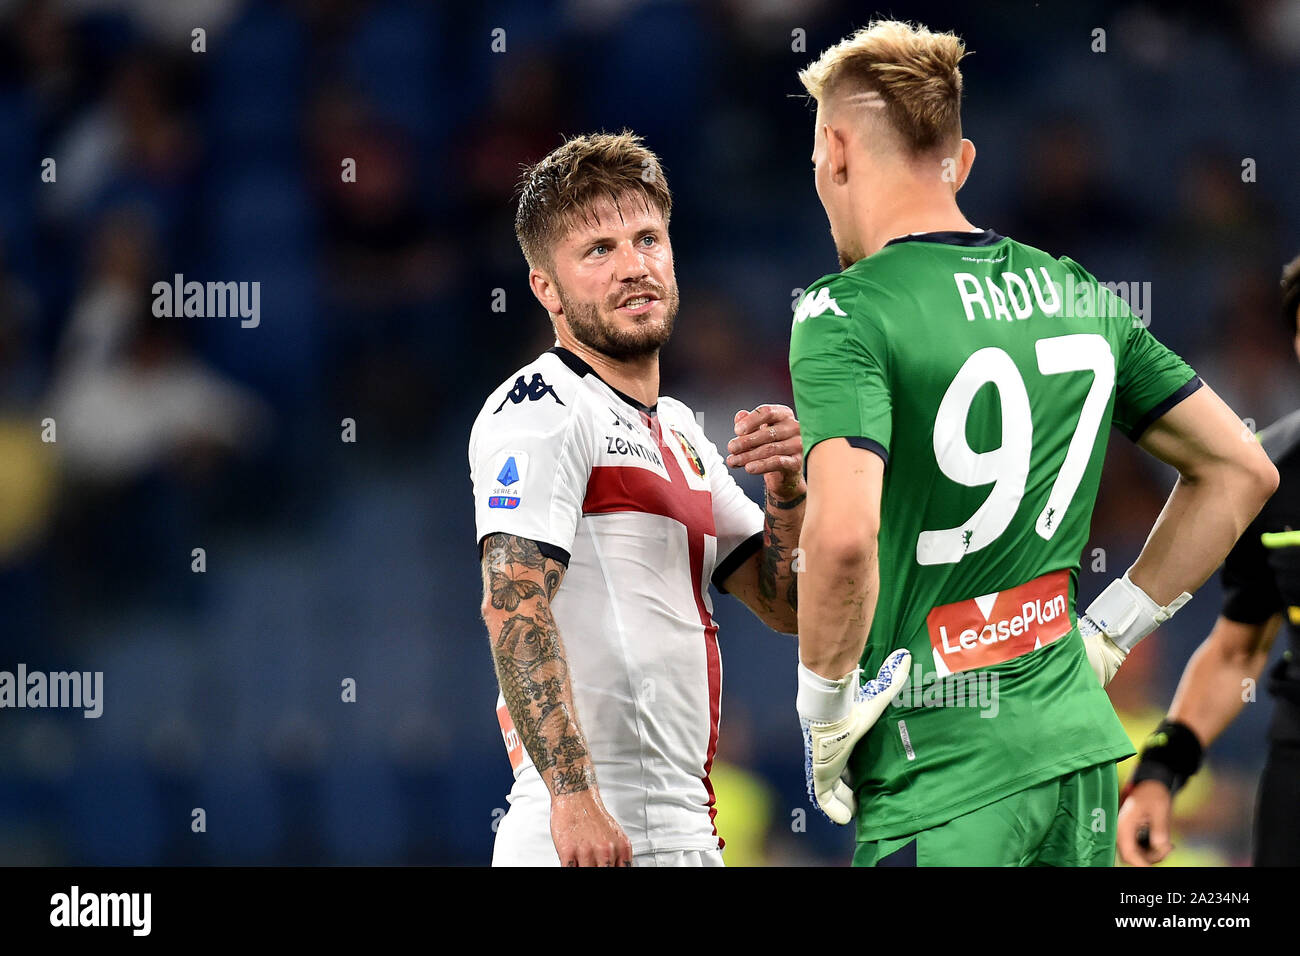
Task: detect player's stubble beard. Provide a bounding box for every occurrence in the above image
[831,223,866,271]
[558,281,680,361]
[819,183,863,269]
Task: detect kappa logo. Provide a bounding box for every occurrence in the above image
[610,407,638,432]
[793,286,847,325]
[494,373,564,413]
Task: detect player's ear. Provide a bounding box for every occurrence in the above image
[529,267,563,316]
[1292,326,1300,366]
[953,139,976,192]
[826,122,850,185]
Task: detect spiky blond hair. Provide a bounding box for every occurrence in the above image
[799,20,968,154]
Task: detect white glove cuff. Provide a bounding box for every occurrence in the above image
[796,661,860,723]
[1082,570,1192,653]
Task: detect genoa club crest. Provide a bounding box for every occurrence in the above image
[670,428,705,477]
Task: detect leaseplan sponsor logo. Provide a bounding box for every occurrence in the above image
[488,451,527,510]
[925,569,1071,675]
[50,886,151,936]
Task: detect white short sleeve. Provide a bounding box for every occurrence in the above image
[469,363,590,564]
[686,417,764,591]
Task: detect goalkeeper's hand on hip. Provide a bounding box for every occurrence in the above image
[797,649,911,825]
[1079,570,1191,686]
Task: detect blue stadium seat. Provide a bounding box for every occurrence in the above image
[202,167,320,406]
[204,1,307,165]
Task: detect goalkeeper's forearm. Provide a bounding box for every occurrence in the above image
[1126,466,1275,606]
[1129,387,1277,605]
[796,524,879,679]
[1082,463,1272,685]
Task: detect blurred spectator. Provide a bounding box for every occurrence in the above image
[1155,147,1278,354]
[45,207,268,606]
[308,85,452,448]
[47,206,269,485]
[45,47,197,232]
[1190,268,1300,430]
[1007,117,1139,266]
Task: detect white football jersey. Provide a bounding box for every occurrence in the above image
[469,346,765,860]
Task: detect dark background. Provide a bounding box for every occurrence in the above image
[0,0,1296,865]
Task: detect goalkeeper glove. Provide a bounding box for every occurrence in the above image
[797,649,911,825]
[1079,569,1191,686]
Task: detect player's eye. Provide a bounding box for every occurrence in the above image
[640,234,657,248]
[589,244,608,257]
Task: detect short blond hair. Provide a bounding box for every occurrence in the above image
[799,20,967,154]
[515,131,672,271]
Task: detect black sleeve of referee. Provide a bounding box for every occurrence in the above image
[1220,514,1284,624]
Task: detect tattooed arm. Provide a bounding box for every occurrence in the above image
[479,532,632,866]
[719,405,806,634]
[717,490,805,634]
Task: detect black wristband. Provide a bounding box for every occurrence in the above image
[768,491,806,511]
[1131,719,1204,795]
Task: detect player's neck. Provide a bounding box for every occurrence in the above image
[559,338,660,409]
[857,192,977,259]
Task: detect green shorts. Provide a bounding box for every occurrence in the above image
[852,762,1119,867]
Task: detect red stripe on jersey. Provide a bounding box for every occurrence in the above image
[582,434,726,848]
[496,702,524,771]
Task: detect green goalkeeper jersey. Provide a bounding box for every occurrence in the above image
[789,229,1201,842]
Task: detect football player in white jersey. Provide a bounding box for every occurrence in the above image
[469,132,806,867]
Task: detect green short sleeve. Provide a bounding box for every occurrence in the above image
[789,276,892,469]
[1112,319,1201,441]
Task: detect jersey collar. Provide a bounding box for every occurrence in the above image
[883,228,1003,248]
[547,346,658,416]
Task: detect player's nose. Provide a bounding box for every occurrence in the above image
[611,240,650,280]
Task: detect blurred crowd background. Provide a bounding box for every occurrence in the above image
[0,0,1297,865]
